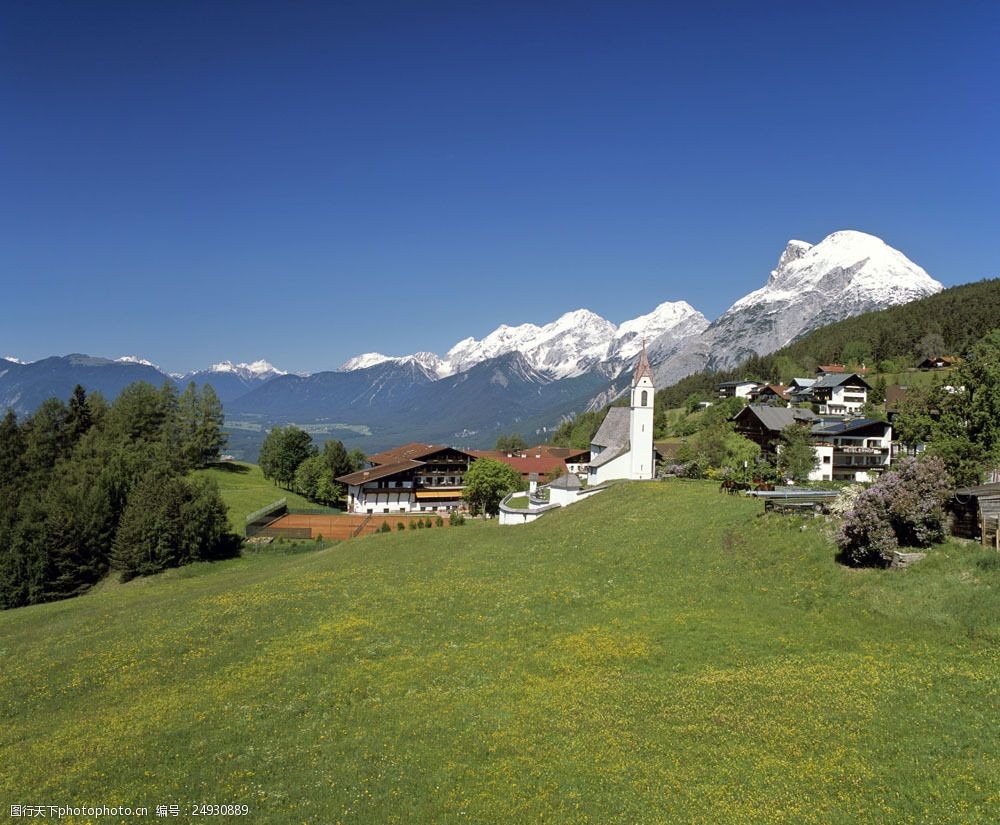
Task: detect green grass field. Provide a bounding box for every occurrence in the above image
[192,461,339,530]
[1,481,998,823]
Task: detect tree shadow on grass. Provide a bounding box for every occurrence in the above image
[208,461,250,474]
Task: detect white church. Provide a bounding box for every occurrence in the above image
[587,342,657,483]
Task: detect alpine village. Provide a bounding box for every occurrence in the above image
[4,4,999,821]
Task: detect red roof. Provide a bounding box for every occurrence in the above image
[367,442,450,465]
[468,445,590,478]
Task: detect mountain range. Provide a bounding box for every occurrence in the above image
[1,230,943,455]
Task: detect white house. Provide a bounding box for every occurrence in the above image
[588,343,656,484]
[718,380,762,399]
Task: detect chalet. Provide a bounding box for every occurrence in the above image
[718,380,762,399]
[732,404,891,482]
[337,443,477,514]
[801,372,870,415]
[810,418,892,482]
[918,355,960,370]
[749,383,790,405]
[732,405,819,453]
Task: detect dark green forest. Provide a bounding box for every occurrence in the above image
[0,382,239,609]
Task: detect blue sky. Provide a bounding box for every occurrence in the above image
[2,1,998,374]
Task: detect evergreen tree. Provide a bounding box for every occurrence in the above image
[66,384,92,443]
[196,384,227,466]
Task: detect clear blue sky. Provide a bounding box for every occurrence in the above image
[2,1,998,374]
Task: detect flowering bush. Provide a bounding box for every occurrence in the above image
[837,457,953,567]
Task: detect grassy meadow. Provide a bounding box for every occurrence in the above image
[192,461,338,530]
[1,480,997,823]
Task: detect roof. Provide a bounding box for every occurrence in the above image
[632,340,654,387]
[753,383,789,397]
[719,379,760,388]
[811,417,890,436]
[789,377,815,389]
[366,442,451,465]
[336,458,424,485]
[468,446,589,477]
[548,473,582,490]
[590,406,630,450]
[818,364,869,375]
[810,372,871,390]
[736,404,818,433]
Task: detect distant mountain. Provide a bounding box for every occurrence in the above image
[180,360,287,403]
[338,302,709,380]
[0,354,169,416]
[1,229,947,457]
[649,230,943,387]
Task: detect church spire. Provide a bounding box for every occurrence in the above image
[632,338,654,387]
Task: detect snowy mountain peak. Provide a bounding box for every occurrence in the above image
[652,230,943,387]
[341,301,708,381]
[2,356,27,364]
[206,360,286,380]
[735,229,941,314]
[116,355,160,368]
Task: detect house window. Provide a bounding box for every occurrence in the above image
[823,456,831,464]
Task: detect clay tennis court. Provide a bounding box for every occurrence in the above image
[264,512,452,541]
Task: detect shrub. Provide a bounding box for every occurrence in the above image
[379,521,390,533]
[435,515,444,527]
[448,512,466,526]
[837,457,953,567]
[416,519,424,529]
[315,533,323,542]
[408,521,417,530]
[396,522,406,532]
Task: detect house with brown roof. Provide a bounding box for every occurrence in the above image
[469,446,590,481]
[918,356,960,370]
[337,444,477,515]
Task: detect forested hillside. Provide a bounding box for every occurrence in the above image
[657,278,1000,408]
[0,382,239,609]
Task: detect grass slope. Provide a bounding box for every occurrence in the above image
[1,482,998,823]
[192,461,337,529]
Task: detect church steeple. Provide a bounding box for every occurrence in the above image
[632,339,654,387]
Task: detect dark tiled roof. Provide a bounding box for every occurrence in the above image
[811,418,889,436]
[336,459,424,485]
[548,473,582,490]
[738,404,818,433]
[811,372,871,390]
[367,442,450,465]
[590,407,630,449]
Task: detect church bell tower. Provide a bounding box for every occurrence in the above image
[629,340,656,480]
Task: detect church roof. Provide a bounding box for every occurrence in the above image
[632,340,654,387]
[589,407,631,467]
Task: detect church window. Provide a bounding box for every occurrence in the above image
[641,390,648,406]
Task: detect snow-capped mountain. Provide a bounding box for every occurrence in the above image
[338,351,450,378]
[202,359,287,381]
[2,356,27,365]
[339,302,709,381]
[116,355,160,368]
[649,229,943,386]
